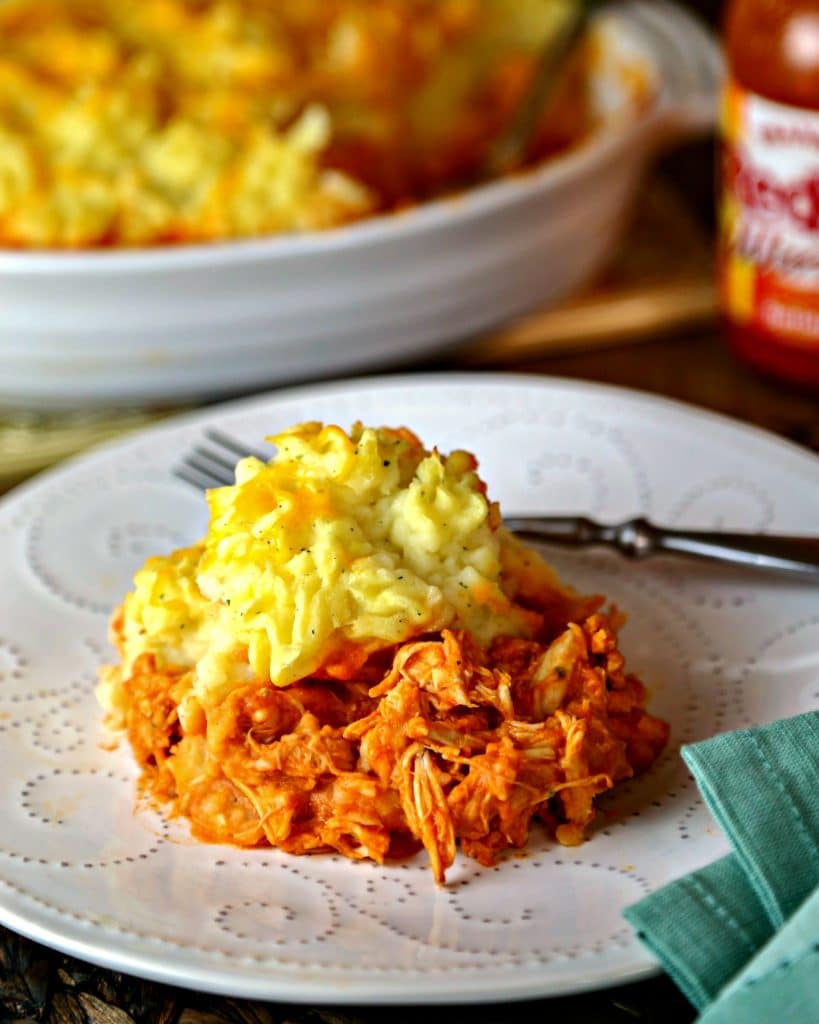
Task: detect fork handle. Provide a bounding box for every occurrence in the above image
[503,516,819,580]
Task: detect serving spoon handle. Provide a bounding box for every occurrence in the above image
[483,0,606,177]
[503,516,819,580]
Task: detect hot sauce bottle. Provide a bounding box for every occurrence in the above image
[720,1,819,387]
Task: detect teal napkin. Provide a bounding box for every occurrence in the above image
[624,710,819,1021]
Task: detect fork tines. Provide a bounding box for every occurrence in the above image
[174,428,270,491]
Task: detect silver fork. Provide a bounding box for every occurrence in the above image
[176,430,819,581]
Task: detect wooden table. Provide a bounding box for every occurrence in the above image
[2,320,817,1024]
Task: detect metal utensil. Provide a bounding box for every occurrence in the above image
[176,430,819,581]
[504,516,819,580]
[482,0,605,178]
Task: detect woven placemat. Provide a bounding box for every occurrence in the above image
[0,926,695,1023]
[0,408,179,494]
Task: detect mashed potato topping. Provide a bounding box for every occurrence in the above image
[112,422,568,707]
[0,0,373,248]
[0,0,587,248]
[100,422,668,882]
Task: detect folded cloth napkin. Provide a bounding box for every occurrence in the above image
[624,710,819,1022]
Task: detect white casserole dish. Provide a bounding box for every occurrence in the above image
[0,1,721,408]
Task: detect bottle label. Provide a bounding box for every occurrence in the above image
[720,79,819,348]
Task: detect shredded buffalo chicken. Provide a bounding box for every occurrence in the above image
[115,612,668,882]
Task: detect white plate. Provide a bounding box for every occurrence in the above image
[1,374,817,1004]
[0,1,721,408]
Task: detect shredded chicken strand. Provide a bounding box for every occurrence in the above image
[110,612,668,883]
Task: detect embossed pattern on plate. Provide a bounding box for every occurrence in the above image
[0,374,817,1004]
